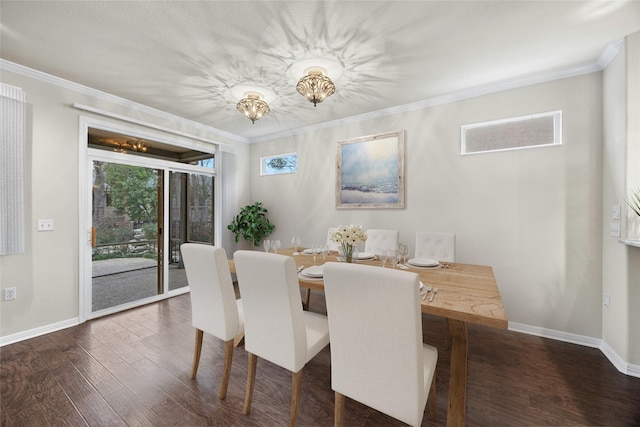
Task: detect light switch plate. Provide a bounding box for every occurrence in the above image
[612,205,621,220]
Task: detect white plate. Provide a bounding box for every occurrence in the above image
[408,258,439,267]
[357,252,375,260]
[302,248,314,254]
[301,265,323,278]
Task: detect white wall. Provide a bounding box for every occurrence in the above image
[602,31,640,369]
[0,67,250,338]
[602,39,631,363]
[250,74,604,338]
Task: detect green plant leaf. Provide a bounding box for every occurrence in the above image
[228,202,275,246]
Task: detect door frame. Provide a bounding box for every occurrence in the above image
[78,116,220,322]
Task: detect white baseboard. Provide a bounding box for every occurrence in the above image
[509,321,640,378]
[0,317,79,347]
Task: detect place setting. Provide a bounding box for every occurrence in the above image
[404,257,446,269]
[298,264,324,281]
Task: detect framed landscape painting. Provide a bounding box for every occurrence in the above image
[336,130,405,209]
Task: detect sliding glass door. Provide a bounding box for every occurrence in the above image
[168,171,214,291]
[91,161,162,312]
[86,150,216,319]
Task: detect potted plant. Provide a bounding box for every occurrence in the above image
[228,202,275,247]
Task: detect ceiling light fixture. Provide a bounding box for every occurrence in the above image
[112,140,148,154]
[236,91,270,124]
[296,67,335,107]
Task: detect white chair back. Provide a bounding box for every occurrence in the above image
[181,243,242,340]
[234,250,327,373]
[327,227,339,251]
[415,231,456,262]
[364,229,398,254]
[323,262,437,427]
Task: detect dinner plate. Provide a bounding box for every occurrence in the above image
[302,248,314,254]
[301,265,323,278]
[357,252,375,260]
[408,258,439,267]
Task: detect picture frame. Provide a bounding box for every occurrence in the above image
[336,130,405,209]
[260,152,297,176]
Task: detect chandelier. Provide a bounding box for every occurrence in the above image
[296,67,335,107]
[113,140,148,154]
[236,91,270,124]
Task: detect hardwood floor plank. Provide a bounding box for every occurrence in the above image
[102,387,168,427]
[2,293,639,426]
[87,345,169,408]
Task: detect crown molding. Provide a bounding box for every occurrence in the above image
[251,60,603,143]
[1,46,617,146]
[597,39,624,69]
[0,59,249,144]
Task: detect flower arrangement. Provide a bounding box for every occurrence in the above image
[330,224,367,263]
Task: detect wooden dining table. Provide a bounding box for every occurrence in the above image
[230,247,508,427]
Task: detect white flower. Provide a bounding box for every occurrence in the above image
[330,224,368,245]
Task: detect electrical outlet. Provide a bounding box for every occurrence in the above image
[609,223,620,237]
[603,293,610,308]
[37,219,54,231]
[4,287,16,301]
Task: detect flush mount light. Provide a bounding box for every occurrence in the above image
[236,91,270,124]
[111,140,148,154]
[296,67,335,107]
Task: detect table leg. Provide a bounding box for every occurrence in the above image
[447,319,468,427]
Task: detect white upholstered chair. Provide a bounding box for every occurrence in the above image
[415,231,456,262]
[326,227,339,252]
[323,262,438,427]
[300,227,340,310]
[180,243,244,400]
[233,250,330,426]
[364,229,399,254]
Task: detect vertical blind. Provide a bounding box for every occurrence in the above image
[1,83,26,255]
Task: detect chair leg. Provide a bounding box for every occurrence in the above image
[428,371,437,421]
[289,370,303,427]
[334,392,345,427]
[219,339,234,400]
[243,352,258,415]
[190,328,204,379]
[302,289,311,311]
[234,332,245,347]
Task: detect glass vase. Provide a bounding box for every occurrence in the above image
[339,244,358,263]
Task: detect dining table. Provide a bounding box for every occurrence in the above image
[229,247,508,427]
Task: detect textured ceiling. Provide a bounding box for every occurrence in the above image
[1,1,639,142]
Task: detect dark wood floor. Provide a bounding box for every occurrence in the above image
[2,292,640,426]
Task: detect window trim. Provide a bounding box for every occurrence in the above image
[461,110,562,155]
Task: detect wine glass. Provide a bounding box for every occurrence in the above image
[388,249,399,268]
[291,235,301,255]
[321,244,329,262]
[398,244,409,264]
[263,239,271,253]
[271,239,281,254]
[379,251,388,268]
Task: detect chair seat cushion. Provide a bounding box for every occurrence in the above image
[303,311,330,363]
[236,299,245,335]
[422,343,438,394]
